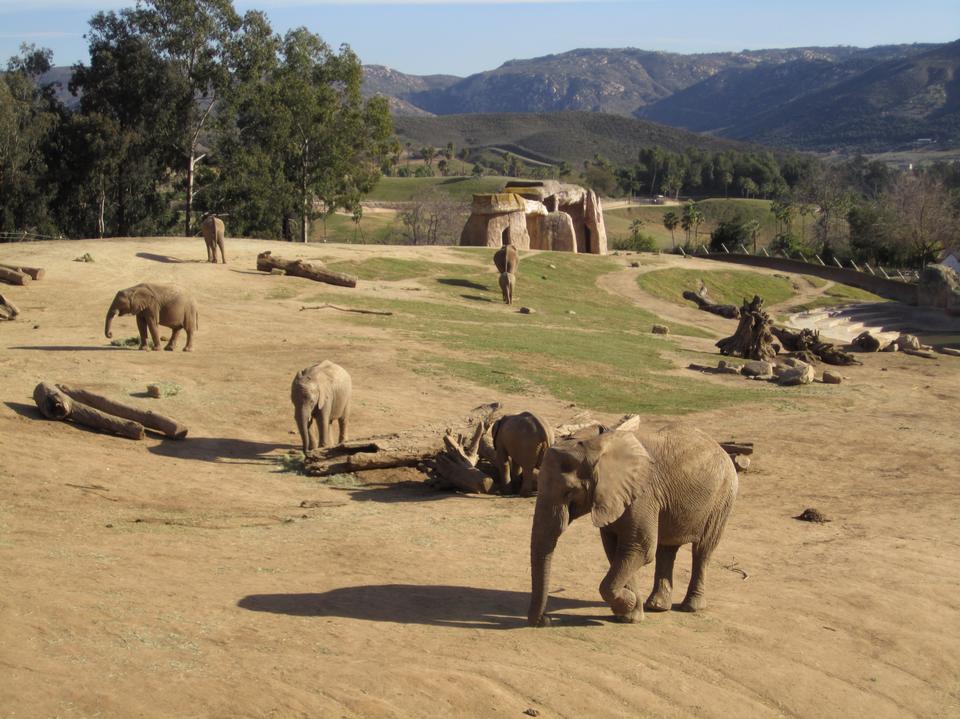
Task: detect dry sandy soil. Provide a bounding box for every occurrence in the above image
[1,238,958,718]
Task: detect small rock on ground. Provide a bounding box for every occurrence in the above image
[740,360,773,377]
[519,307,535,314]
[795,508,830,523]
[821,370,843,384]
[630,261,641,268]
[146,384,162,398]
[651,324,670,335]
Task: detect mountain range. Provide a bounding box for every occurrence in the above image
[363,42,960,152]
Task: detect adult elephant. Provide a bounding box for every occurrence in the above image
[491,411,553,496]
[528,424,737,627]
[201,215,226,264]
[290,361,352,454]
[104,283,199,351]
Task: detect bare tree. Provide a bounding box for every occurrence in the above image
[399,190,468,245]
[883,172,959,266]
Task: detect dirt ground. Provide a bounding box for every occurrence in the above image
[1,238,958,718]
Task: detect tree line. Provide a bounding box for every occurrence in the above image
[0,0,394,242]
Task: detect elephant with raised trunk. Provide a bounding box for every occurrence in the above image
[291,361,352,454]
[529,424,737,627]
[491,411,553,496]
[201,215,226,264]
[104,283,198,351]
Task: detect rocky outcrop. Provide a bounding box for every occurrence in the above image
[459,180,606,254]
[917,263,960,316]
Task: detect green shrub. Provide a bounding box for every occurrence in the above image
[612,232,658,252]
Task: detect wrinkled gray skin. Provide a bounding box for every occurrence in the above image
[104,283,198,351]
[529,424,738,627]
[491,411,553,496]
[494,245,518,304]
[291,360,352,454]
[201,215,226,264]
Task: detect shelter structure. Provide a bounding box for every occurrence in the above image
[459,180,607,254]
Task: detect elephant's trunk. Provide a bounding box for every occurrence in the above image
[104,302,119,339]
[295,401,313,455]
[528,496,569,627]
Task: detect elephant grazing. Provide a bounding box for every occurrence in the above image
[491,411,553,496]
[493,244,518,304]
[104,283,198,351]
[529,424,737,627]
[291,361,352,454]
[201,214,226,264]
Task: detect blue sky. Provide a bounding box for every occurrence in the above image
[1,0,957,76]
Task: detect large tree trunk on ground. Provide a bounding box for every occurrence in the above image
[256,252,357,288]
[0,293,19,320]
[0,267,31,286]
[770,326,861,366]
[682,290,740,319]
[716,295,778,361]
[0,263,44,280]
[33,383,145,440]
[56,384,187,439]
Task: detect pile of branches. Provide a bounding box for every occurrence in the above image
[302,404,755,495]
[716,295,858,366]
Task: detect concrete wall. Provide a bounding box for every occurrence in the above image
[699,254,919,305]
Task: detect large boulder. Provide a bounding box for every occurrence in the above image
[852,331,881,352]
[777,363,815,386]
[917,263,960,315]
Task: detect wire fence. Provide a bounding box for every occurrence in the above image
[0,230,69,243]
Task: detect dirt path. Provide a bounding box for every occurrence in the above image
[1,239,958,718]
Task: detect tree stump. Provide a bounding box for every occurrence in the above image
[33,382,145,440]
[256,252,357,288]
[716,295,778,361]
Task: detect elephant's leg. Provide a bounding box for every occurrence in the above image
[306,409,321,451]
[495,446,512,494]
[183,325,195,352]
[318,409,331,447]
[680,541,715,612]
[599,540,654,623]
[146,318,162,350]
[217,237,226,264]
[645,545,680,612]
[136,315,149,350]
[518,462,537,497]
[600,528,643,602]
[165,327,181,351]
[337,414,348,444]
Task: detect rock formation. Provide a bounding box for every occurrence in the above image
[459,180,607,254]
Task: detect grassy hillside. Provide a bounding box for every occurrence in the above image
[367,175,510,203]
[636,268,797,307]
[393,112,751,168]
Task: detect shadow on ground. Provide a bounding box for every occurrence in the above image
[9,345,122,352]
[136,252,204,264]
[149,436,289,464]
[4,401,42,419]
[461,294,494,303]
[237,584,604,629]
[437,278,489,291]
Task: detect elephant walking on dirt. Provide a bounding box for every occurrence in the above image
[201,215,226,264]
[491,411,553,496]
[529,424,737,627]
[493,244,518,304]
[291,361,352,454]
[104,283,199,351]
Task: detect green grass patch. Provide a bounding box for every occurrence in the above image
[637,268,796,307]
[786,282,887,313]
[309,210,401,244]
[110,335,141,348]
[367,176,511,203]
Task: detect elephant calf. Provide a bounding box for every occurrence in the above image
[291,361,352,454]
[491,411,553,496]
[104,283,198,351]
[201,215,226,264]
[529,424,738,627]
[493,244,518,305]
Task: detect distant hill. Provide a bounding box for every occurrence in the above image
[392,112,752,167]
[364,43,958,152]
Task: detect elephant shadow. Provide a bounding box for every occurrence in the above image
[136,252,203,264]
[461,294,494,303]
[237,584,605,629]
[149,436,290,465]
[436,278,489,292]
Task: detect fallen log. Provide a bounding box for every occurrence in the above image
[682,290,740,319]
[0,263,44,280]
[0,267,31,286]
[33,382,144,440]
[0,293,19,320]
[770,326,860,366]
[300,304,392,316]
[257,251,357,288]
[56,384,187,439]
[304,448,436,477]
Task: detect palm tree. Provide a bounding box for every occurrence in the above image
[662,211,679,250]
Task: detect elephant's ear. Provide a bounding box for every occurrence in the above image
[129,287,155,314]
[587,432,654,528]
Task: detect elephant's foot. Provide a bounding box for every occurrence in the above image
[678,594,707,613]
[182,346,194,352]
[164,345,174,351]
[151,346,161,351]
[608,589,639,619]
[528,613,552,628]
[614,607,644,624]
[644,589,673,612]
[138,345,148,351]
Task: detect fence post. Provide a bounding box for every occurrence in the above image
[815,254,825,266]
[761,247,770,257]
[878,265,890,279]
[833,257,844,269]
[678,246,686,257]
[739,243,749,254]
[798,252,808,263]
[850,260,861,272]
[896,270,906,280]
[720,243,730,254]
[864,263,876,276]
